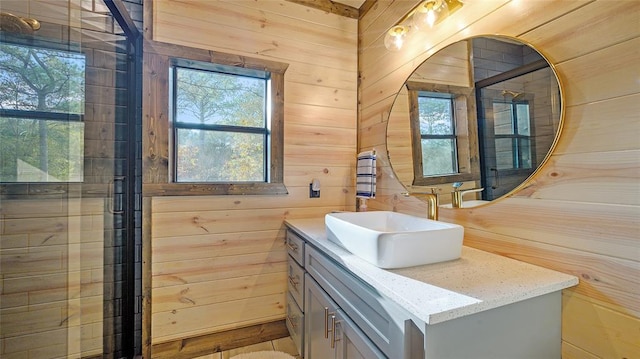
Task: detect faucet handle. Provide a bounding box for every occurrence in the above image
[403,187,440,195]
[452,182,463,189]
[461,187,484,194]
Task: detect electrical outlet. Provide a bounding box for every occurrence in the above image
[309,183,320,198]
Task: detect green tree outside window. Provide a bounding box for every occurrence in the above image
[0,42,85,182]
[172,62,270,183]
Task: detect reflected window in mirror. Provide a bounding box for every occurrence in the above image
[407,83,479,187]
[416,92,458,176]
[386,36,563,204]
[493,101,533,170]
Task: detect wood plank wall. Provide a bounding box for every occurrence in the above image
[0,198,105,358]
[146,0,358,348]
[359,1,640,358]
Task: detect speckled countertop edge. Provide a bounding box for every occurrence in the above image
[285,217,579,325]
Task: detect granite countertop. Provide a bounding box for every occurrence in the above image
[285,217,579,325]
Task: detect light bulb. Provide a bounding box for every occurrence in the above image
[384,25,409,51]
[412,0,449,29]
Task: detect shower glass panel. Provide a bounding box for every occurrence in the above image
[477,66,559,200]
[0,0,139,357]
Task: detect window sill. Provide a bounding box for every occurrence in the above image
[412,172,477,186]
[143,182,288,196]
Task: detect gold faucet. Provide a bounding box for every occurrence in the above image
[401,188,440,220]
[451,187,484,208]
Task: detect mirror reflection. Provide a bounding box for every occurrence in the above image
[386,36,562,207]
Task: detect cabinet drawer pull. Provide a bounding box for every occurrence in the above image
[288,275,299,289]
[330,315,341,349]
[324,307,335,339]
[286,314,298,329]
[286,241,299,252]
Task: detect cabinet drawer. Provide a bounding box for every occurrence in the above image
[305,246,405,357]
[286,230,305,266]
[288,256,305,309]
[286,293,304,358]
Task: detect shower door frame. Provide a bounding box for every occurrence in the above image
[103,1,142,357]
[475,59,549,201]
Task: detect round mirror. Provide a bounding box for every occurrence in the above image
[386,35,563,208]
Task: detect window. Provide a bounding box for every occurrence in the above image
[492,101,532,170]
[171,60,270,183]
[407,83,478,186]
[415,92,458,177]
[0,41,85,182]
[143,44,287,196]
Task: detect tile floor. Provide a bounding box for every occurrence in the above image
[192,336,301,359]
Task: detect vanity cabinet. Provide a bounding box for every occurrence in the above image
[286,230,306,356]
[287,227,407,359]
[288,227,388,358]
[285,220,576,359]
[304,274,384,359]
[304,245,408,358]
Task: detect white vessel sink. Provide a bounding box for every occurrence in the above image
[325,211,464,269]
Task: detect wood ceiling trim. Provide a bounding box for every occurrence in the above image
[358,0,377,20]
[285,0,360,19]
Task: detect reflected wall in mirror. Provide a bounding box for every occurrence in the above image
[386,36,562,207]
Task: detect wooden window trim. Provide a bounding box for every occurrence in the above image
[143,41,288,196]
[406,81,480,186]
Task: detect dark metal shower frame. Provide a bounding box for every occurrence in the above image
[102,1,142,358]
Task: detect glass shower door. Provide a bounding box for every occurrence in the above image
[0,0,139,357]
[477,87,535,200]
[476,65,559,201]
